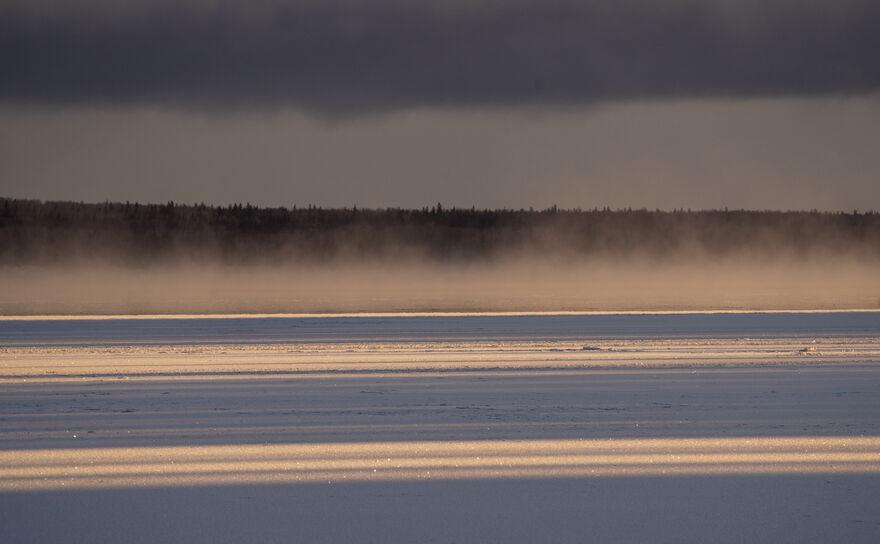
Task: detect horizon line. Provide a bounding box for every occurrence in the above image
[2,309,880,321]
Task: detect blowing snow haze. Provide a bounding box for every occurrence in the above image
[1,200,878,315]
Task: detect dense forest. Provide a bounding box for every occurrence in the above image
[1,197,878,266]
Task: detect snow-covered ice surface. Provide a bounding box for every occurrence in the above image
[2,310,879,345]
[2,312,880,543]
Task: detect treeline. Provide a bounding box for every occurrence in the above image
[1,197,878,265]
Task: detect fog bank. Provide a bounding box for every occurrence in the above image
[2,259,877,315]
[2,201,878,314]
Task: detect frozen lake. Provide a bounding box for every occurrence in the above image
[2,312,880,543]
[2,310,879,345]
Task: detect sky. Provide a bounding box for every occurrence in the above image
[1,0,879,211]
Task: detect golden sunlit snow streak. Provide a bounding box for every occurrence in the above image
[2,437,879,491]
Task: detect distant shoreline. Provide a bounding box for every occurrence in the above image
[3,197,878,266]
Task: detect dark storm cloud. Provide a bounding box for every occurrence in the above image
[1,0,879,114]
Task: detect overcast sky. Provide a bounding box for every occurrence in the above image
[2,0,879,210]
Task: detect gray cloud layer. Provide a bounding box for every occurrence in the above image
[1,1,879,114]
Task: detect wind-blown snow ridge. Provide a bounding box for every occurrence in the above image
[3,437,879,491]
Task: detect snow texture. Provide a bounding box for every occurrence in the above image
[1,312,879,543]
